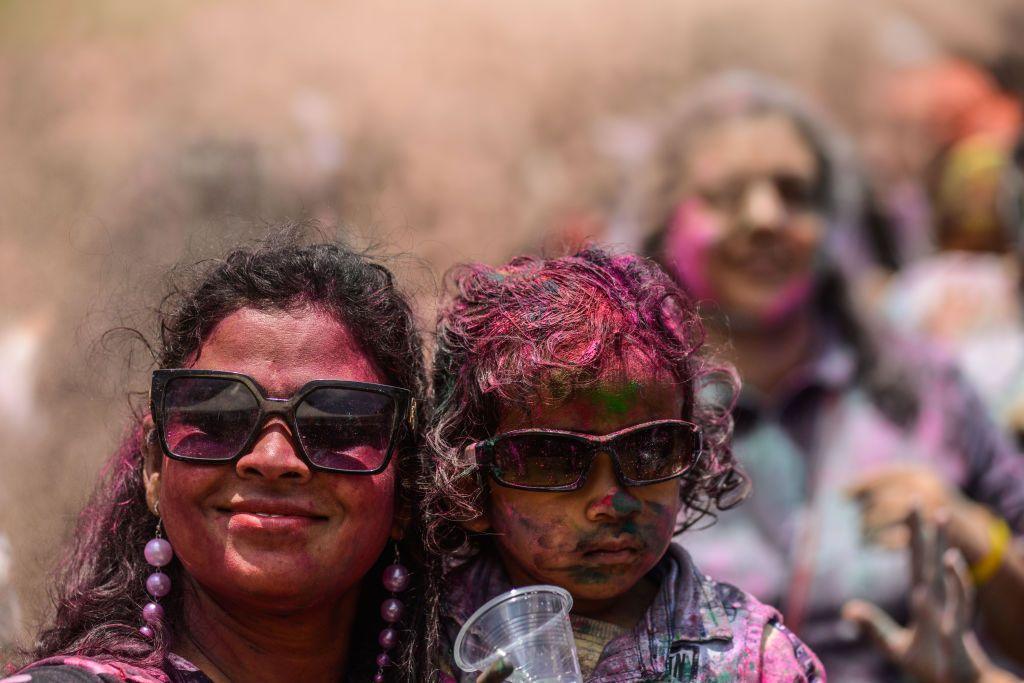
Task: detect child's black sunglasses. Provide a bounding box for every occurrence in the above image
[150,369,416,474]
[468,419,702,491]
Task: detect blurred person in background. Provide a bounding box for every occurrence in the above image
[4,233,430,683]
[879,127,1024,445]
[0,309,51,652]
[862,58,1022,266]
[637,71,1024,681]
[0,534,18,653]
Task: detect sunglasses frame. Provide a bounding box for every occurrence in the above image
[151,368,416,474]
[470,418,703,492]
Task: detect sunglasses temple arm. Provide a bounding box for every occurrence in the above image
[408,399,418,432]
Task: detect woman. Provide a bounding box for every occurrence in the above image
[637,72,1024,681]
[6,234,428,682]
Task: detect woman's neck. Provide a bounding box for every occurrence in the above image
[172,577,361,683]
[707,307,816,401]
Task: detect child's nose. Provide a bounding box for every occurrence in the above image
[584,453,642,522]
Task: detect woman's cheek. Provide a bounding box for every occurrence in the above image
[663,198,723,302]
[332,466,397,552]
[156,463,226,578]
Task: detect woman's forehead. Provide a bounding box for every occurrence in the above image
[685,113,818,184]
[191,307,385,393]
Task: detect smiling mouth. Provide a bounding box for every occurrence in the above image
[218,508,329,535]
[215,500,331,532]
[218,509,329,519]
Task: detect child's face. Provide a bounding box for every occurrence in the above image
[483,378,685,607]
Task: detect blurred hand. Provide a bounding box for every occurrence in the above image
[842,510,1019,683]
[475,659,513,683]
[847,465,990,557]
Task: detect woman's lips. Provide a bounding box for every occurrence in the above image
[217,499,328,533]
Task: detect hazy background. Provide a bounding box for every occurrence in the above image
[2,0,1022,654]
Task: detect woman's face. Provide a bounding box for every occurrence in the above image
[145,307,397,612]
[480,377,684,604]
[665,113,825,326]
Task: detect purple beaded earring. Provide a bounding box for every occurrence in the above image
[373,543,411,683]
[140,504,174,639]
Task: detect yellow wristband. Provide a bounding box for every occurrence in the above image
[970,516,1012,586]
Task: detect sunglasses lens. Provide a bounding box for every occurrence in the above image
[491,435,589,488]
[162,377,260,460]
[614,423,697,482]
[295,388,397,472]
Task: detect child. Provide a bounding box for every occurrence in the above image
[425,247,825,682]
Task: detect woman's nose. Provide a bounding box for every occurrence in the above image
[583,453,642,523]
[235,418,312,482]
[739,179,786,233]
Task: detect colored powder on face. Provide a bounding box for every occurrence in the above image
[567,565,613,585]
[757,274,815,327]
[663,199,719,302]
[590,382,643,417]
[611,490,642,515]
[664,197,818,327]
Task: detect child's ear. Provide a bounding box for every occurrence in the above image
[141,415,164,516]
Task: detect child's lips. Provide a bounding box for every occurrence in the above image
[583,548,640,564]
[579,539,643,564]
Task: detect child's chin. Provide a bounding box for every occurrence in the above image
[559,568,639,600]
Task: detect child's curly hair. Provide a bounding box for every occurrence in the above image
[423,245,748,560]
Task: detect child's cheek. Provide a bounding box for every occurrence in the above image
[634,499,678,562]
[491,494,583,569]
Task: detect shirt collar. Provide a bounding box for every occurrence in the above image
[658,544,734,644]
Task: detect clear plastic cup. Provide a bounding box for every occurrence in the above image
[454,585,582,683]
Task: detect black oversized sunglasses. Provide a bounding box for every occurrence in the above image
[469,419,702,491]
[151,369,416,474]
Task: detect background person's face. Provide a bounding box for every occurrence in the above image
[667,113,825,326]
[152,307,397,613]
[483,378,684,604]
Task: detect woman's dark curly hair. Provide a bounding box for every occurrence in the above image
[28,229,430,682]
[423,245,748,564]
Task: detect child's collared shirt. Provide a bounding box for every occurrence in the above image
[439,543,824,682]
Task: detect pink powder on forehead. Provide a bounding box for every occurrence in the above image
[662,199,718,302]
